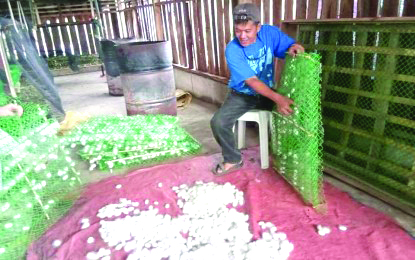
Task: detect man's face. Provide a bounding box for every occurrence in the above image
[234,21,261,47]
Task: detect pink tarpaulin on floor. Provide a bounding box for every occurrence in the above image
[27,148,415,260]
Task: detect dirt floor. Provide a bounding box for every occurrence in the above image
[56,71,415,236]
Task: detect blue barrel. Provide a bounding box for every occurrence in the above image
[116,41,177,116]
[100,39,122,96]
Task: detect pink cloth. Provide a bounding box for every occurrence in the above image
[28,148,415,260]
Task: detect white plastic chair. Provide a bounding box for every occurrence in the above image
[235,109,271,169]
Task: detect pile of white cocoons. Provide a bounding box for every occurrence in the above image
[88,181,294,260]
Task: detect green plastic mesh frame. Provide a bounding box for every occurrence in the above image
[298,22,415,210]
[0,106,82,260]
[271,53,325,207]
[63,115,202,171]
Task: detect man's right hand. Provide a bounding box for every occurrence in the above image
[0,104,24,117]
[274,94,294,115]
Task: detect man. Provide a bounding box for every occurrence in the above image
[211,3,304,175]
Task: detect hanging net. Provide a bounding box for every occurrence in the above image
[62,115,202,171]
[271,53,325,208]
[0,18,64,117]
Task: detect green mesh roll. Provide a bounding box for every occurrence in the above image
[271,53,325,207]
[0,108,82,260]
[63,115,201,171]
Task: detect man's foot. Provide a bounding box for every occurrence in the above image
[212,161,243,176]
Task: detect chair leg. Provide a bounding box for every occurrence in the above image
[237,120,246,149]
[259,113,269,169]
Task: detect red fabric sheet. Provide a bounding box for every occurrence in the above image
[27,148,415,260]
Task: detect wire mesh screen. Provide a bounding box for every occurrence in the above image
[271,53,325,207]
[299,22,415,209]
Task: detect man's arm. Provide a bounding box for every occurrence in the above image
[245,77,293,115]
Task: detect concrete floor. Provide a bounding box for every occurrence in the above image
[56,71,415,236]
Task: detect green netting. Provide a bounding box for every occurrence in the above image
[271,53,324,207]
[299,22,415,209]
[63,115,201,171]
[0,103,82,260]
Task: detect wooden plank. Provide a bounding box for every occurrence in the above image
[340,0,354,18]
[174,0,187,67]
[183,2,194,69]
[337,31,367,159]
[362,0,379,18]
[153,0,164,40]
[78,17,89,55]
[404,0,415,16]
[307,0,319,19]
[193,0,207,72]
[382,0,400,17]
[321,0,338,19]
[284,0,293,20]
[217,0,226,76]
[224,0,231,44]
[296,0,307,20]
[69,21,81,55]
[264,0,271,24]
[324,165,415,217]
[161,3,169,41]
[166,3,179,64]
[210,0,219,75]
[273,0,282,26]
[325,84,415,107]
[325,141,414,179]
[203,0,215,74]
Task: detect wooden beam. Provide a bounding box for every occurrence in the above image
[203,0,215,74]
[296,0,307,20]
[174,0,187,67]
[183,2,193,69]
[284,0,293,20]
[340,0,354,18]
[321,0,337,19]
[217,0,226,77]
[193,0,207,72]
[403,0,415,17]
[273,0,282,26]
[153,0,165,40]
[381,0,400,17]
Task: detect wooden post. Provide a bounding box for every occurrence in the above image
[183,2,194,69]
[338,32,368,158]
[153,0,165,41]
[367,32,400,171]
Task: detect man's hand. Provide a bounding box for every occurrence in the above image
[288,43,305,57]
[274,95,294,115]
[0,104,24,117]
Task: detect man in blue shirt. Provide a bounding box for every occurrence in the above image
[211,3,304,175]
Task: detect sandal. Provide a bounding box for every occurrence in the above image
[212,161,243,176]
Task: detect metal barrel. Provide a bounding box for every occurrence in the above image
[116,40,177,116]
[100,39,122,96]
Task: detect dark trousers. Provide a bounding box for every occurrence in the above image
[210,90,274,163]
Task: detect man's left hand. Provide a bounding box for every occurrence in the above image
[288,44,305,57]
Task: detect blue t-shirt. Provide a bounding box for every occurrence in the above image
[225,25,295,95]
